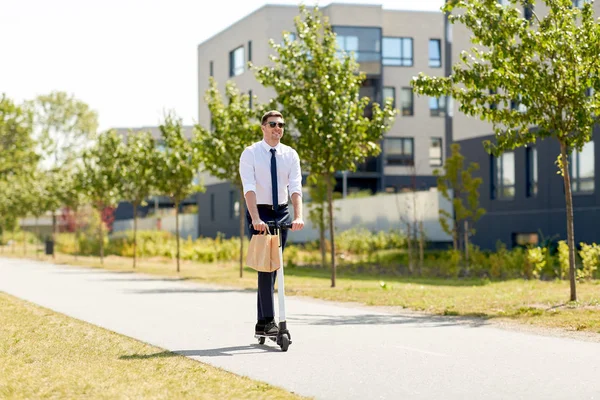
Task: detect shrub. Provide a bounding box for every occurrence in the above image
[578,242,600,281]
[526,247,547,279]
[336,228,406,254]
[557,240,570,280]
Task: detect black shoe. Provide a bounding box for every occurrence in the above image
[263,320,279,336]
[255,320,266,335]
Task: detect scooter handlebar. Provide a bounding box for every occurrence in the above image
[267,222,293,230]
[249,221,293,230]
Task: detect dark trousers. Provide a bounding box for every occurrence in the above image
[246,205,291,321]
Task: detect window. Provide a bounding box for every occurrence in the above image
[248,41,252,62]
[210,193,215,221]
[430,138,443,167]
[400,88,413,116]
[429,39,442,67]
[510,98,518,111]
[385,137,414,166]
[337,34,359,54]
[382,37,413,66]
[248,90,253,109]
[489,89,497,110]
[513,232,539,247]
[230,191,239,219]
[209,61,214,77]
[572,0,586,7]
[493,152,515,199]
[429,96,446,117]
[571,141,595,193]
[334,27,381,74]
[524,3,534,21]
[383,87,396,108]
[526,147,538,197]
[511,95,527,112]
[229,46,244,77]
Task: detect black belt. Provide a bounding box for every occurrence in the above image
[257,204,288,210]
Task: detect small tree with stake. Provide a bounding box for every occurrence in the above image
[155,112,205,273]
[194,78,261,278]
[412,0,600,301]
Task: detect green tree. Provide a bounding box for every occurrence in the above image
[253,5,396,287]
[120,130,159,269]
[434,143,486,258]
[27,91,98,170]
[156,112,205,273]
[194,78,261,277]
[412,0,600,301]
[81,130,125,264]
[0,177,22,249]
[0,94,38,179]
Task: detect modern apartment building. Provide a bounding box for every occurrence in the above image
[195,2,448,238]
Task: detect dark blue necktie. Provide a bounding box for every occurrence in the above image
[270,148,278,211]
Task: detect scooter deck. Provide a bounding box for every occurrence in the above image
[254,334,277,341]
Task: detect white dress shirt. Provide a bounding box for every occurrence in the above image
[239,140,303,205]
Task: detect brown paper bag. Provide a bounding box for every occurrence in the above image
[246,228,282,272]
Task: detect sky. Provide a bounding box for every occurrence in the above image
[0,0,444,131]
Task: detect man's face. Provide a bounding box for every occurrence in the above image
[262,117,285,141]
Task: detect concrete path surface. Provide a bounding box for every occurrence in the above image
[1,257,599,400]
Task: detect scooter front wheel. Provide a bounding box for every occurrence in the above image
[258,337,266,345]
[280,334,290,352]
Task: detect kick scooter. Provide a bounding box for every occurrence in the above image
[253,221,293,352]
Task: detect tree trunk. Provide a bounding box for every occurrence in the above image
[23,229,26,255]
[560,141,577,301]
[99,212,104,265]
[133,202,138,269]
[326,176,336,287]
[452,220,458,251]
[12,227,16,253]
[35,217,40,259]
[75,217,80,261]
[175,200,180,273]
[406,220,413,274]
[239,188,245,278]
[52,211,57,259]
[464,219,469,272]
[320,206,326,269]
[418,220,424,275]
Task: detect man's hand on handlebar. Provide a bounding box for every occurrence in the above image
[252,219,267,233]
[291,218,304,231]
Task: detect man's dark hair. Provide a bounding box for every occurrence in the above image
[261,110,283,125]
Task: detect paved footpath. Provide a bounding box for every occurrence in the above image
[1,257,600,400]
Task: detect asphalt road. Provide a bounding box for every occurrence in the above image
[1,257,599,400]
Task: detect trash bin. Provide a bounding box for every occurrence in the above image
[45,239,54,255]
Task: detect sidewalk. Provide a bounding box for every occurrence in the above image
[2,257,600,400]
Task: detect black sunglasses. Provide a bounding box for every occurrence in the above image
[265,121,285,128]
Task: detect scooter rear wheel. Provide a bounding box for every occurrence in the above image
[280,334,290,352]
[258,337,265,345]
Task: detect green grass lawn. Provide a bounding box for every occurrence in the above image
[4,250,600,334]
[0,292,307,400]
